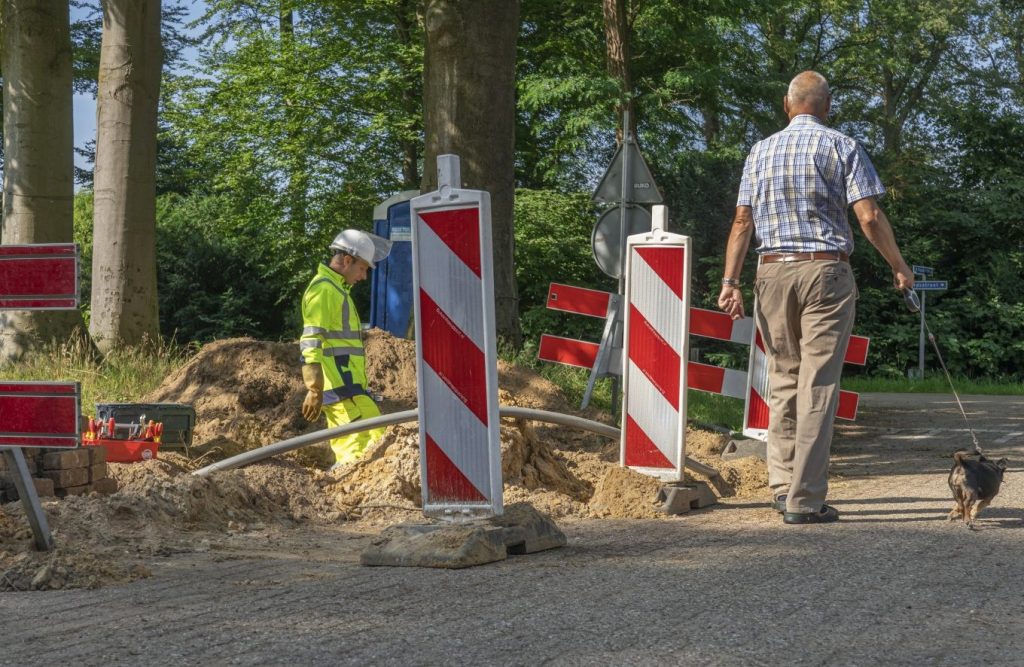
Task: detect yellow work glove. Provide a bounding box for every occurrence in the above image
[301,364,324,422]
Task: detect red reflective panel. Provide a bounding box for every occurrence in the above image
[0,382,80,447]
[537,335,599,369]
[418,288,488,427]
[546,283,611,318]
[0,244,77,309]
[418,208,481,277]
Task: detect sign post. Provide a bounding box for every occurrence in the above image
[911,268,948,378]
[589,110,662,414]
[0,243,82,551]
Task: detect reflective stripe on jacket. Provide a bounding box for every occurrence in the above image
[299,263,368,405]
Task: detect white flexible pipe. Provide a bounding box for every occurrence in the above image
[191,406,720,479]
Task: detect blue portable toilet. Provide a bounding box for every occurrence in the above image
[369,190,419,338]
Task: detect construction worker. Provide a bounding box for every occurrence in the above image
[299,229,392,469]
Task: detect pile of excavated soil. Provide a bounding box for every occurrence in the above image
[2,331,769,590]
[0,453,336,591]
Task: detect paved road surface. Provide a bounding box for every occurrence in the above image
[3,394,1023,666]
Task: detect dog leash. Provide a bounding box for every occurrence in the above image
[903,288,982,454]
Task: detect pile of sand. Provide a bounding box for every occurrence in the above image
[1,331,768,590]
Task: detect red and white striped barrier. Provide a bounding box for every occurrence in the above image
[686,306,868,439]
[537,283,871,447]
[537,283,612,370]
[410,155,502,517]
[741,324,864,439]
[620,206,691,481]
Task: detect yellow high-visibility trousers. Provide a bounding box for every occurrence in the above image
[323,394,386,466]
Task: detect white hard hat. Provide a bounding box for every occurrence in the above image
[329,230,392,269]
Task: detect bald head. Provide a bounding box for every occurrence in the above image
[784,71,831,121]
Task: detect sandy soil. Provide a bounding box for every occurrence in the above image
[0,331,765,591]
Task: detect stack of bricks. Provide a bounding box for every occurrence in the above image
[0,447,118,503]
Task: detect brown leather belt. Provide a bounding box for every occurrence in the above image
[761,251,849,264]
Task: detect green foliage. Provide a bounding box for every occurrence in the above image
[76,189,327,343]
[72,192,95,325]
[687,391,745,433]
[154,193,303,341]
[514,189,614,347]
[126,0,1024,383]
[161,0,422,247]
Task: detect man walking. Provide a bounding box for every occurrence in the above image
[300,229,392,469]
[718,71,914,524]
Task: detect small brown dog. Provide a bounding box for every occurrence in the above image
[948,450,1008,528]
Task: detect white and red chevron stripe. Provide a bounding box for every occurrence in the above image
[410,159,502,517]
[743,328,860,440]
[620,210,691,481]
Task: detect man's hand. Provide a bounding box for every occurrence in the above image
[301,364,324,422]
[719,206,754,321]
[718,285,745,320]
[892,261,915,291]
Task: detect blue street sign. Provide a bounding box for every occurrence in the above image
[912,265,934,275]
[915,280,948,290]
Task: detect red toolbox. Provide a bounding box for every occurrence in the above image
[82,416,162,463]
[82,437,160,463]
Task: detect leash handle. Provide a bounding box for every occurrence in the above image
[902,288,921,313]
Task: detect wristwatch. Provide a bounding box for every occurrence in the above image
[721,278,741,287]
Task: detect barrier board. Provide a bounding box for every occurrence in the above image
[620,207,691,481]
[410,155,502,518]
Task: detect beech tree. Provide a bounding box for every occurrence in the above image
[89,0,162,352]
[421,0,521,346]
[0,0,82,363]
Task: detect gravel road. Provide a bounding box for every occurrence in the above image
[3,393,1023,666]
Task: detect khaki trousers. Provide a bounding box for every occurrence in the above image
[753,259,856,514]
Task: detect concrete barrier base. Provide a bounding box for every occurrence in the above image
[360,503,566,568]
[656,481,718,515]
[721,438,767,461]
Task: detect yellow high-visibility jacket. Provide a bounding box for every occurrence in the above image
[299,263,369,405]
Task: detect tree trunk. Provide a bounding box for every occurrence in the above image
[279,1,308,232]
[603,0,634,142]
[0,0,84,363]
[90,0,162,353]
[421,0,521,347]
[395,0,421,189]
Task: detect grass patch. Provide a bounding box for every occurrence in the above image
[842,374,1024,395]
[687,391,744,432]
[1,334,194,414]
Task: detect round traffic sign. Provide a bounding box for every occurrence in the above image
[591,205,652,279]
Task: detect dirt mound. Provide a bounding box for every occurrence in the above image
[589,467,664,519]
[140,338,325,466]
[0,454,336,591]
[135,331,765,521]
[1,331,772,590]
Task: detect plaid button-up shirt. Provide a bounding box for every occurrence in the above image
[737,114,886,255]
